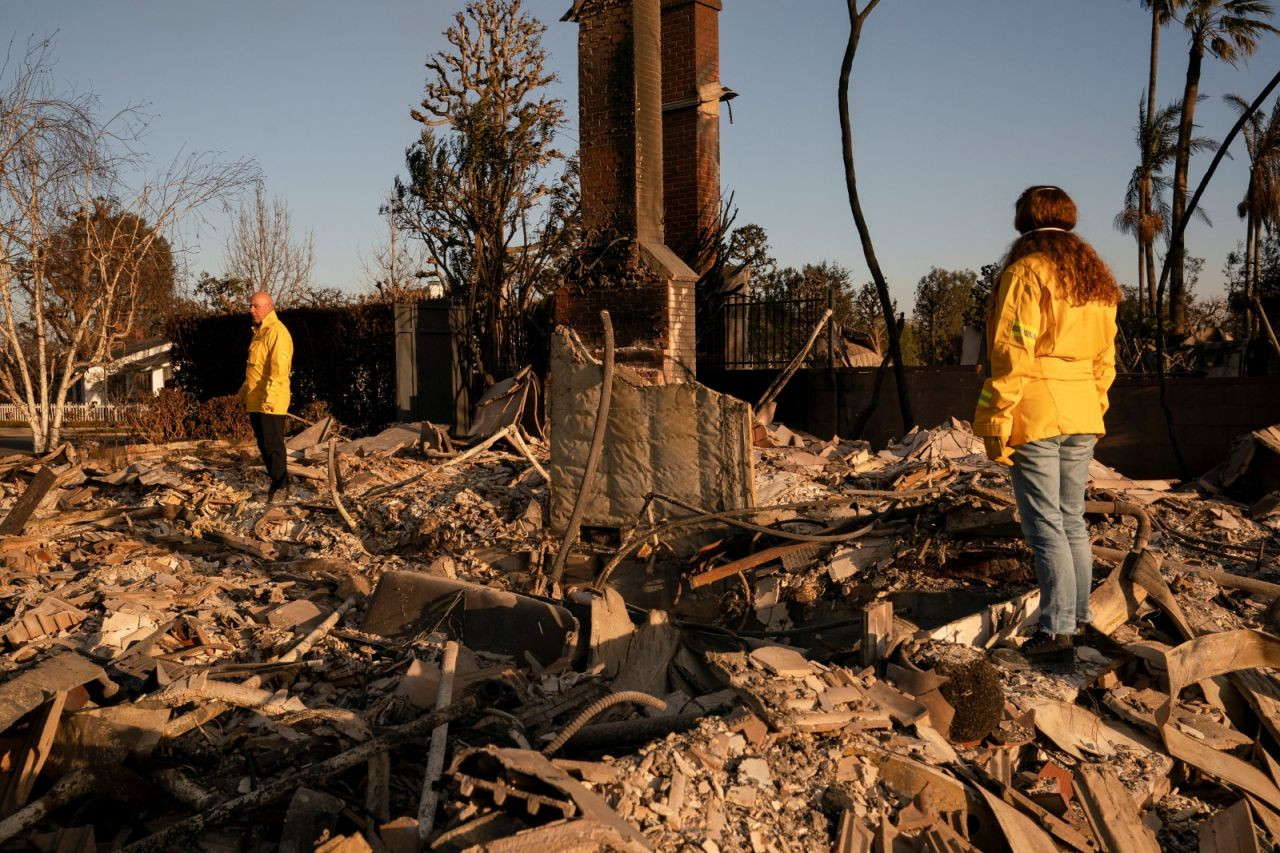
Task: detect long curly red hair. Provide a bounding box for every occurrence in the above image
[1001,186,1121,306]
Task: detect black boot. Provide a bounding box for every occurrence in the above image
[1020,630,1074,664]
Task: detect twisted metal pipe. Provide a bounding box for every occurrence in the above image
[1085,500,1151,552]
[542,690,667,756]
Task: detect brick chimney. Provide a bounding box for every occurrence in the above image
[560,0,697,383]
[661,0,729,276]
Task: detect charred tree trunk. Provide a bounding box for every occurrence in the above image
[838,0,912,432]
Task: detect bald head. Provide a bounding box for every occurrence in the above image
[249,291,274,324]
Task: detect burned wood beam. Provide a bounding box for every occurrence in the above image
[861,601,893,668]
[25,503,174,534]
[416,639,458,841]
[199,530,278,560]
[1193,567,1280,600]
[0,653,105,732]
[124,696,478,852]
[597,500,886,590]
[327,437,359,534]
[688,542,813,589]
[505,426,549,483]
[754,308,834,414]
[0,466,63,535]
[0,770,95,845]
[0,690,67,813]
[276,595,358,664]
[163,596,357,739]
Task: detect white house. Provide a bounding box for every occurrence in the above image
[73,337,174,406]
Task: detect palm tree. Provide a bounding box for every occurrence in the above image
[1224,93,1280,340]
[1118,99,1216,315]
[1133,1,1185,317]
[1170,0,1277,333]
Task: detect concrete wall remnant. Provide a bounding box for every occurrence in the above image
[699,365,1280,480]
[550,326,754,530]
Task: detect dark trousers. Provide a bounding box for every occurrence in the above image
[249,412,289,490]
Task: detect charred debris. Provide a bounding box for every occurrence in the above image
[5,365,1280,851]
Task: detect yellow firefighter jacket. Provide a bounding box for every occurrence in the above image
[239,310,293,415]
[972,253,1117,447]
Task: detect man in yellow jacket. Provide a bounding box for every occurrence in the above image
[239,291,294,503]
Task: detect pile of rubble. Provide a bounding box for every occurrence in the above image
[4,406,1280,852]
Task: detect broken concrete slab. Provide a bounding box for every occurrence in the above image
[285,416,335,453]
[362,571,578,670]
[747,645,815,678]
[267,599,326,632]
[338,422,428,457]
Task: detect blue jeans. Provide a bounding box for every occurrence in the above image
[1010,434,1096,635]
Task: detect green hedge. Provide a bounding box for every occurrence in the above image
[167,303,396,435]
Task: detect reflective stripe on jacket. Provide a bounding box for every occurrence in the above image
[239,310,293,414]
[972,253,1116,446]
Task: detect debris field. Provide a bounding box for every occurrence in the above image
[5,406,1280,852]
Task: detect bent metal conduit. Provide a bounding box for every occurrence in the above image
[541,690,667,757]
[1084,500,1151,553]
[547,310,615,593]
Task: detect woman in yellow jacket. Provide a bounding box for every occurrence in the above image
[973,186,1120,662]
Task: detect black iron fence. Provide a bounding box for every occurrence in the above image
[494,292,834,376]
[701,293,831,370]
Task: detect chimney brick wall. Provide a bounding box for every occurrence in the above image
[566,0,700,382]
[661,0,722,275]
[575,0,663,243]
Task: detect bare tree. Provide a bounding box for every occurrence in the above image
[362,193,435,302]
[0,39,255,452]
[839,0,912,430]
[223,180,315,309]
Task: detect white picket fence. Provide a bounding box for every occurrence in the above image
[0,403,137,424]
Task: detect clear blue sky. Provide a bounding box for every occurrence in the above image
[7,1,1280,306]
